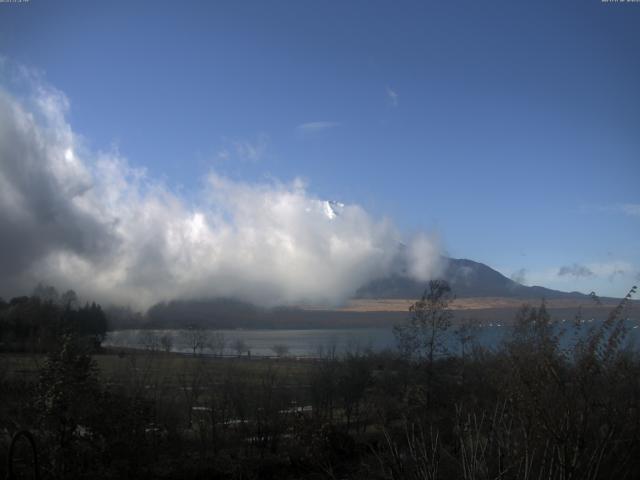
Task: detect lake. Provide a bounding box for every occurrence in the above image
[104,319,640,357]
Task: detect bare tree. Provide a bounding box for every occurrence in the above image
[315,337,338,360]
[182,326,210,356]
[338,353,371,432]
[210,331,226,356]
[453,317,478,380]
[394,280,453,408]
[453,318,477,359]
[178,357,206,428]
[140,331,160,352]
[160,333,173,353]
[231,338,247,357]
[271,344,289,357]
[376,422,440,480]
[394,280,453,363]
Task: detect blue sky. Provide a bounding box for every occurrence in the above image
[0,0,639,300]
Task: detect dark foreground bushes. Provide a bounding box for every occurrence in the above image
[1,286,638,479]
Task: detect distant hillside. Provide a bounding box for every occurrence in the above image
[355,257,587,300]
[107,257,608,331]
[110,296,623,331]
[109,298,408,330]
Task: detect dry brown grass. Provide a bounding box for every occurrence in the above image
[302,297,622,313]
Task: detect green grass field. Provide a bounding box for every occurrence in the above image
[1,348,315,388]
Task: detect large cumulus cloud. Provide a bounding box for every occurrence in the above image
[0,80,116,281]
[0,69,442,309]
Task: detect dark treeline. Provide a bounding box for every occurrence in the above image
[1,281,639,479]
[125,299,410,330]
[107,299,624,332]
[0,284,107,353]
[108,299,409,331]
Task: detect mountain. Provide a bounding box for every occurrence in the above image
[110,298,405,330]
[355,257,587,300]
[110,257,596,330]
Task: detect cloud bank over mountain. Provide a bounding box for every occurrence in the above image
[0,69,443,308]
[558,263,594,278]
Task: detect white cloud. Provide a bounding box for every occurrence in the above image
[586,203,640,218]
[0,69,443,309]
[588,261,630,282]
[386,86,398,107]
[296,121,341,134]
[520,260,636,298]
[618,203,640,217]
[216,134,269,163]
[234,134,269,162]
[406,233,444,282]
[510,268,527,285]
[557,263,593,278]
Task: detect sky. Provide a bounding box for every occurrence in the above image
[0,0,638,306]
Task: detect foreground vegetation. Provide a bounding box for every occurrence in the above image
[1,282,639,479]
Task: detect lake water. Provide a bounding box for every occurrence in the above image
[104,320,640,357]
